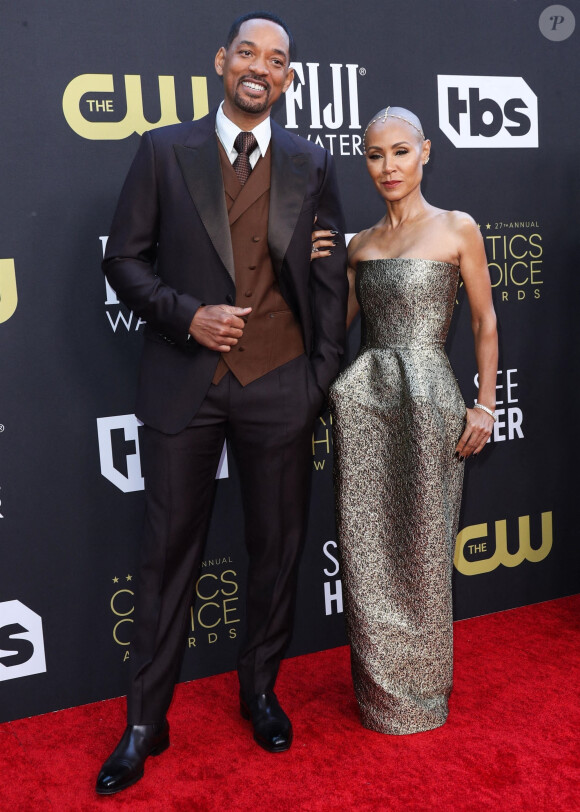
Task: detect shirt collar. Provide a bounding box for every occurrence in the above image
[215,101,271,160]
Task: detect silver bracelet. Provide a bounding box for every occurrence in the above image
[474,402,497,422]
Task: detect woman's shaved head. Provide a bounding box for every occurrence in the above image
[364,106,425,147]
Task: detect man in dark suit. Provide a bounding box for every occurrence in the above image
[96,11,347,795]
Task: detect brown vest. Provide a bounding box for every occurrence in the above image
[212,142,304,386]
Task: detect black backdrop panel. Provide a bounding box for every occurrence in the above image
[0,1,578,722]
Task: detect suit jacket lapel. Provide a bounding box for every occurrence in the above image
[173,118,235,282]
[268,121,310,278]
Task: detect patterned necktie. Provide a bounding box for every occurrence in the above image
[233,131,258,186]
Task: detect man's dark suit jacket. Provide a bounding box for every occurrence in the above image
[103,109,348,434]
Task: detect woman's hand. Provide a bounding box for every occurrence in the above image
[455,407,495,459]
[311,217,337,261]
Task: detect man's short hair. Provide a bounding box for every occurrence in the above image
[225,11,296,61]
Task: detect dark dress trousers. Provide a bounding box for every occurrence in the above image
[103,109,348,723]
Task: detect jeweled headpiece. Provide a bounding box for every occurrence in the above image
[363,106,425,144]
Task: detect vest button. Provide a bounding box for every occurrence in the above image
[244,290,253,297]
[248,265,257,270]
[238,346,245,352]
[252,236,260,242]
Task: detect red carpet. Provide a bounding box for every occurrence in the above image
[1,596,579,811]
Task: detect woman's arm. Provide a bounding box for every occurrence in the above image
[454,214,498,459]
[345,263,360,329]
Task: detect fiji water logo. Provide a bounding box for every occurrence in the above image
[284,62,365,156]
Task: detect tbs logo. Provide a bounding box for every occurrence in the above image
[0,601,47,682]
[438,76,538,148]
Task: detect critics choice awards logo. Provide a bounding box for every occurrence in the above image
[108,560,240,662]
[480,221,544,304]
[63,63,365,156]
[456,222,544,306]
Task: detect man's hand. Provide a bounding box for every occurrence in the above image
[189,304,252,352]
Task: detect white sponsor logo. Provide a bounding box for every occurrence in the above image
[100,237,145,333]
[474,368,524,443]
[97,414,145,492]
[0,601,47,682]
[97,414,228,492]
[438,76,538,148]
[322,540,343,615]
[285,62,364,156]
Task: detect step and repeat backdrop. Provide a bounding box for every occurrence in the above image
[1,1,578,722]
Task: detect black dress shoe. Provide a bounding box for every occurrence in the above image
[95,720,170,795]
[240,692,293,753]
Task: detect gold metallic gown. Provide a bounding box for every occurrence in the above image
[329,258,466,734]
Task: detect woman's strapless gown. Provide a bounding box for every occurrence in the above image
[329,258,466,734]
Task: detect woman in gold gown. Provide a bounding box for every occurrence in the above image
[314,107,498,734]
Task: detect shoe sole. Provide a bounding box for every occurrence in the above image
[95,736,170,795]
[254,731,293,753]
[96,770,145,796]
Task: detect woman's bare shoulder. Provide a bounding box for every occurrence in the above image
[441,209,479,237]
[347,224,382,265]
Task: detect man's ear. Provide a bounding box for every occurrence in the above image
[215,46,226,77]
[282,66,295,94]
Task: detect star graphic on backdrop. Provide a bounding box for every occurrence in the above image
[485,223,491,229]
[112,576,119,583]
[126,574,133,581]
[477,223,481,229]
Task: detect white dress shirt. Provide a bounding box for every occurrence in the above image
[215,101,271,169]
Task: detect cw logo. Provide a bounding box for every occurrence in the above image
[0,600,47,682]
[0,259,18,323]
[62,74,209,140]
[454,512,552,576]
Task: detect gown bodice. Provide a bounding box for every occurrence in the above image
[331,258,465,416]
[357,258,459,350]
